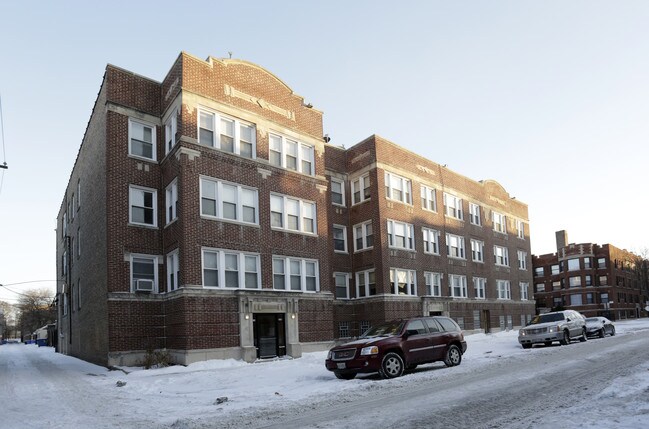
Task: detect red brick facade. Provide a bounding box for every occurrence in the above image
[56,52,535,367]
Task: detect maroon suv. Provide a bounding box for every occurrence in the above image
[325,317,467,380]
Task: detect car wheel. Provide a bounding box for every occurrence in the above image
[560,330,570,345]
[579,328,587,342]
[544,341,552,347]
[334,371,356,380]
[522,344,532,349]
[610,326,616,336]
[599,328,606,338]
[379,352,404,379]
[444,345,462,367]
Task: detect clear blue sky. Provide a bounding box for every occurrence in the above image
[1,1,648,303]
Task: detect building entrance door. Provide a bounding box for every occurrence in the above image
[253,313,286,359]
[482,310,491,334]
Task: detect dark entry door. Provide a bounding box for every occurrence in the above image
[253,313,286,359]
[482,310,491,334]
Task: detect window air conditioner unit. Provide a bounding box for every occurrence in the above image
[135,279,154,292]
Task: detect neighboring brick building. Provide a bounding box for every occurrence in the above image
[56,52,535,367]
[532,230,649,320]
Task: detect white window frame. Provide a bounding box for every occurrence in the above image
[268,132,313,175]
[356,269,376,298]
[421,185,437,212]
[473,277,486,299]
[130,254,159,293]
[198,108,257,159]
[166,179,178,225]
[77,227,81,258]
[202,248,261,289]
[518,250,528,270]
[166,250,180,292]
[270,193,317,235]
[351,174,371,205]
[443,192,464,220]
[390,268,417,296]
[449,274,468,298]
[446,233,466,259]
[497,279,511,300]
[567,258,580,271]
[384,171,412,205]
[516,220,525,239]
[424,271,442,297]
[422,227,440,255]
[387,220,415,251]
[331,178,345,207]
[128,118,157,161]
[469,203,481,225]
[200,177,259,225]
[494,245,509,267]
[471,239,484,263]
[129,185,157,227]
[334,272,350,300]
[492,211,507,234]
[333,224,348,254]
[353,220,373,252]
[165,109,177,155]
[520,282,529,301]
[272,256,319,292]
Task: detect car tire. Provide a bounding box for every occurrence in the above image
[379,352,404,379]
[579,328,587,342]
[610,326,616,336]
[444,344,462,367]
[599,328,606,338]
[334,371,356,380]
[560,330,570,345]
[544,341,552,347]
[522,344,532,349]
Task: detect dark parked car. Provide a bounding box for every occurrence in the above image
[325,317,467,380]
[585,317,615,338]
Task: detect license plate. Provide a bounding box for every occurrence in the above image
[337,363,346,369]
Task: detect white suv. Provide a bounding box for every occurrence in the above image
[518,310,587,349]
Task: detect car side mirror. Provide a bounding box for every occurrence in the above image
[566,318,571,322]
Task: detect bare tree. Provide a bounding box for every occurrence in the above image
[16,289,56,340]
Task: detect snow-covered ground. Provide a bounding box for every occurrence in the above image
[2,319,649,428]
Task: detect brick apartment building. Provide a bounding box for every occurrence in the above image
[56,52,535,367]
[532,230,649,320]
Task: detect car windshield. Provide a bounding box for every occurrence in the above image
[361,321,404,338]
[529,313,564,324]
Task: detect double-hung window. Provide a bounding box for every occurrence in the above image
[446,233,465,259]
[351,174,371,205]
[390,268,416,296]
[129,118,156,161]
[518,250,527,270]
[200,177,258,225]
[443,193,463,220]
[129,185,157,227]
[492,211,507,234]
[474,277,486,299]
[387,220,415,250]
[449,274,467,298]
[331,178,345,206]
[469,203,481,225]
[424,272,442,296]
[272,257,319,292]
[333,225,347,253]
[516,220,525,239]
[270,194,316,234]
[353,221,373,251]
[356,269,376,297]
[497,280,511,299]
[422,227,440,254]
[494,245,509,266]
[165,110,177,155]
[166,250,179,292]
[202,249,260,289]
[471,239,484,262]
[131,254,158,293]
[520,282,529,301]
[165,179,178,224]
[334,273,350,299]
[421,185,436,212]
[268,133,314,175]
[384,172,412,204]
[198,109,256,158]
